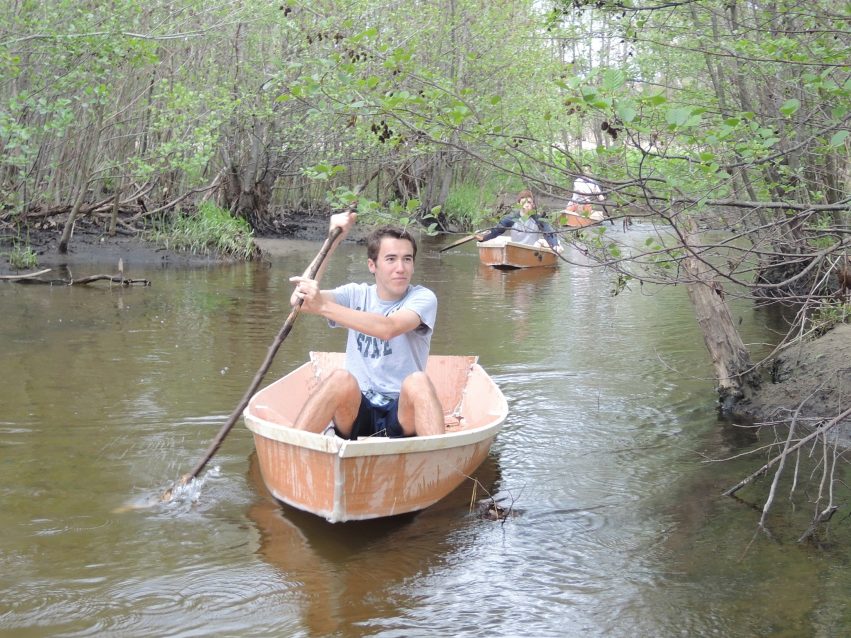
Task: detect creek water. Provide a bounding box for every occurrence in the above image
[2,225,850,637]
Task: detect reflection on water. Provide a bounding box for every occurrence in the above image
[247,452,502,636]
[2,231,851,637]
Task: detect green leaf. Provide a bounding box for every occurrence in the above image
[644,91,667,106]
[601,69,626,91]
[616,102,637,123]
[666,107,691,127]
[780,99,800,116]
[830,130,849,147]
[581,86,598,101]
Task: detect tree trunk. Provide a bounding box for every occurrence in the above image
[223,164,273,231]
[108,181,121,237]
[683,225,760,412]
[57,184,88,254]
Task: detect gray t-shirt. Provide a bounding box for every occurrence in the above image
[330,282,437,398]
[509,215,544,245]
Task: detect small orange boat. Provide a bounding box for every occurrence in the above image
[243,352,508,523]
[553,204,605,228]
[557,212,597,228]
[477,237,558,269]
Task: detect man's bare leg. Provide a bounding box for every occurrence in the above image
[397,372,445,436]
[292,369,361,435]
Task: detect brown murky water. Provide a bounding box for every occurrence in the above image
[2,224,850,637]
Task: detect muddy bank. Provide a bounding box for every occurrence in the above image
[731,323,851,439]
[1,217,219,274]
[0,211,340,276]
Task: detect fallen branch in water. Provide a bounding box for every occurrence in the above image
[1,268,150,286]
[722,405,851,497]
[0,268,53,280]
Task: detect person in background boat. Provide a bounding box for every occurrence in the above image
[288,211,445,439]
[565,171,606,221]
[475,190,564,253]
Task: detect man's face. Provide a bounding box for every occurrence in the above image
[519,197,534,217]
[368,237,415,300]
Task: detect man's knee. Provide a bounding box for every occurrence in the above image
[401,371,433,394]
[317,369,360,400]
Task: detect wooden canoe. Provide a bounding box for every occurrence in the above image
[555,210,602,228]
[243,352,508,523]
[477,237,558,269]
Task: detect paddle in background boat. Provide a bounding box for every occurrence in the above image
[441,189,564,257]
[438,232,481,253]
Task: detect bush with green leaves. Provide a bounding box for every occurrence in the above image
[443,178,520,230]
[6,242,38,270]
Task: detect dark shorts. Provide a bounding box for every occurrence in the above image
[337,390,408,440]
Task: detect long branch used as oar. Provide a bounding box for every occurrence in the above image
[438,232,481,253]
[162,222,345,501]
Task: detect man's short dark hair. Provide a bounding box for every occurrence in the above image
[366,226,418,262]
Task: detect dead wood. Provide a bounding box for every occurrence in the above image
[2,269,150,286]
[722,405,851,497]
[682,223,760,411]
[0,268,53,280]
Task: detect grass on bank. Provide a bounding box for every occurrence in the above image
[6,242,38,269]
[810,300,851,336]
[146,202,256,260]
[443,178,521,230]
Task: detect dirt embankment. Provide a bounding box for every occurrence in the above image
[731,323,851,437]
[0,211,336,276]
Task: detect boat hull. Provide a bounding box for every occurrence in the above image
[477,238,558,268]
[244,352,508,522]
[556,211,600,228]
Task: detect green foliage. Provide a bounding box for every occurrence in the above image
[303,162,347,181]
[2,0,848,281]
[146,203,256,260]
[6,242,38,270]
[442,182,496,230]
[133,83,230,184]
[609,273,632,297]
[810,301,851,337]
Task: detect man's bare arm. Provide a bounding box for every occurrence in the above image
[289,211,355,307]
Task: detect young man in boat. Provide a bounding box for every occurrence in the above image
[475,189,564,253]
[288,211,445,439]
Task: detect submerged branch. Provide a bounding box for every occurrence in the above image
[2,270,150,286]
[722,406,851,497]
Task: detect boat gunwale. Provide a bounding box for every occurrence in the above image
[243,361,508,459]
[476,236,556,254]
[244,412,506,457]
